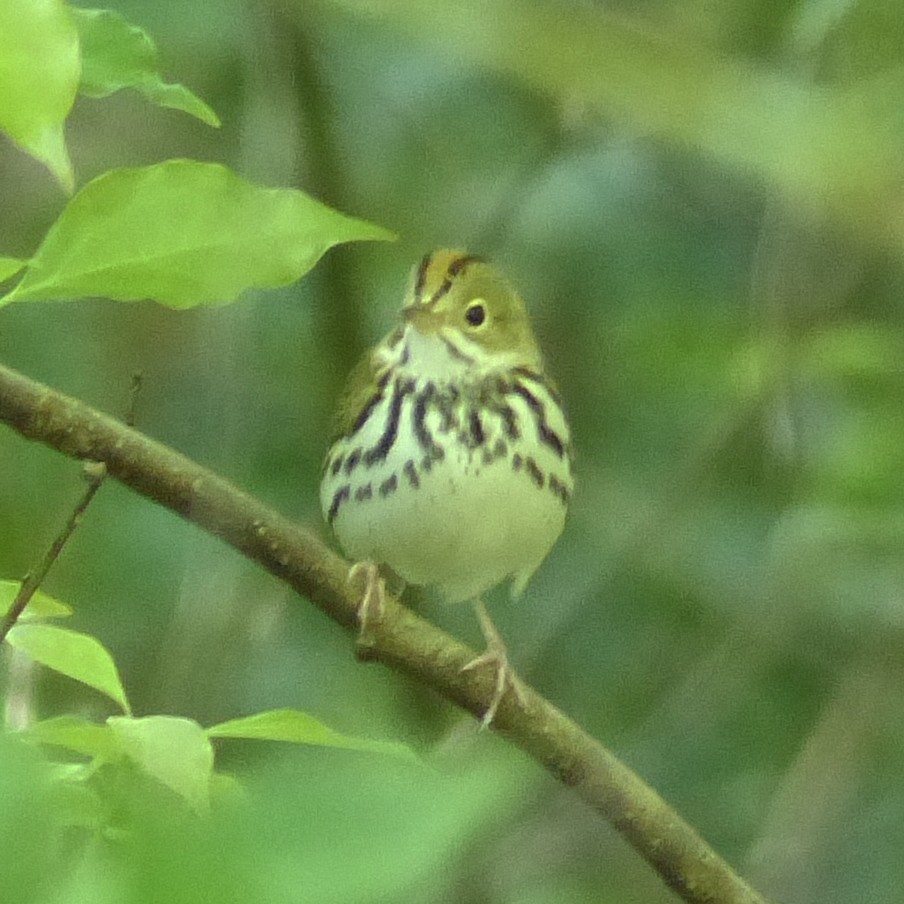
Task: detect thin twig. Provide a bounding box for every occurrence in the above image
[0,373,140,643]
[0,463,106,644]
[0,360,773,904]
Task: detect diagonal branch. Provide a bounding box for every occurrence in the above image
[0,360,772,904]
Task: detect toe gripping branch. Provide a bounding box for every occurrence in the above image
[345,568,524,728]
[347,561,386,658]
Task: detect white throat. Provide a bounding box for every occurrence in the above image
[384,324,521,384]
[394,325,480,383]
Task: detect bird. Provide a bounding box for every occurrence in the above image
[320,250,573,725]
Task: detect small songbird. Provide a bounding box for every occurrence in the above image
[320,250,573,725]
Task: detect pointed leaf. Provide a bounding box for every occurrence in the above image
[6,624,130,713]
[0,257,26,283]
[0,0,77,190]
[108,715,213,813]
[207,708,418,761]
[6,160,395,307]
[73,8,219,127]
[26,715,122,762]
[0,580,73,620]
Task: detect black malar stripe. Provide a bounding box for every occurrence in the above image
[363,378,409,466]
[348,368,392,437]
[510,378,567,459]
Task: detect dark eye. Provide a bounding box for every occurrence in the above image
[465,301,486,327]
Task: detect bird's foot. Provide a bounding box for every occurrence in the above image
[462,600,525,728]
[346,561,386,643]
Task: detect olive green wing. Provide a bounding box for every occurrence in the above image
[330,345,389,440]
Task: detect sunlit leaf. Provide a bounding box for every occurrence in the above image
[0,0,77,190]
[26,715,123,762]
[72,8,219,127]
[6,160,395,307]
[108,715,214,813]
[0,257,26,283]
[0,580,73,620]
[6,624,130,713]
[207,709,419,761]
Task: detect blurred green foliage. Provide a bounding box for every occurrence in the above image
[3,0,904,901]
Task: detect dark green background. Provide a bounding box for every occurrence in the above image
[3,1,904,901]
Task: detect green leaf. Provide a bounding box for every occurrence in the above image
[108,716,214,813]
[0,257,26,283]
[0,0,77,190]
[72,8,220,127]
[0,580,73,620]
[6,160,395,307]
[0,735,58,898]
[46,767,106,831]
[207,708,419,761]
[26,715,123,762]
[6,624,130,714]
[245,746,533,903]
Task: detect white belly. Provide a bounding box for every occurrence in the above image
[321,369,572,603]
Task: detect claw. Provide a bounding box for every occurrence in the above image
[462,599,525,728]
[347,561,386,640]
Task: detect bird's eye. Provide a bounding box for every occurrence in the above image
[465,300,486,328]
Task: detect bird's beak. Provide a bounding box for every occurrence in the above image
[402,304,440,335]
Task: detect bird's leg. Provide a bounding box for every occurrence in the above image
[462,599,525,728]
[346,561,386,641]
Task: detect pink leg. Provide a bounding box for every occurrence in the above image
[347,561,386,637]
[462,599,525,728]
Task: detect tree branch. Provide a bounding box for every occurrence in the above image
[0,360,772,904]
